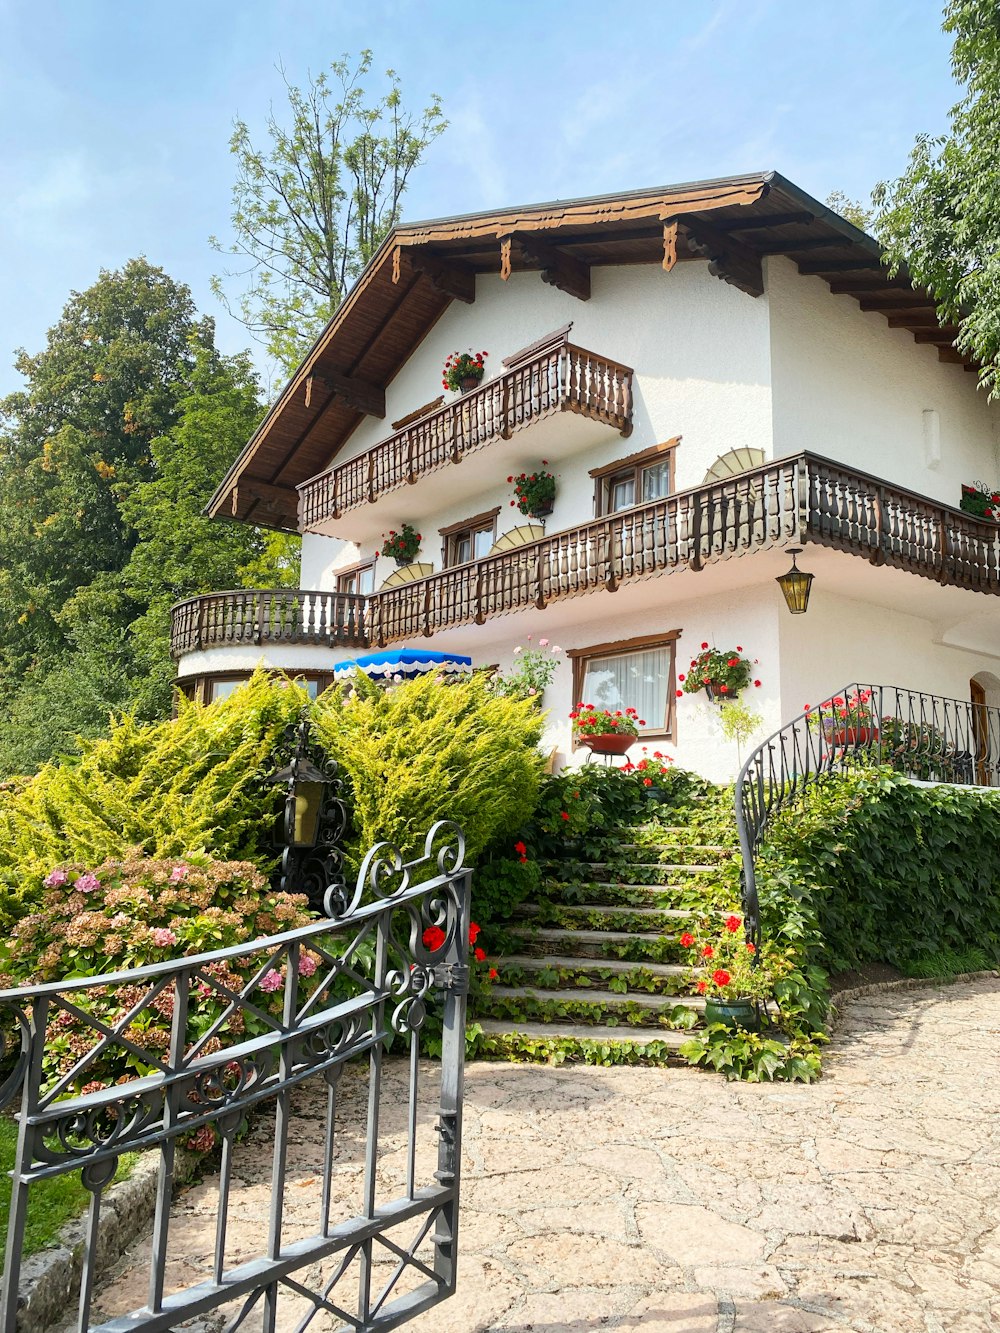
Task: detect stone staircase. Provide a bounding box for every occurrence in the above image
[472,816,741,1064]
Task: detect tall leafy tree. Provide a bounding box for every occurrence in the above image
[0,262,296,774]
[120,338,299,716]
[0,259,200,690]
[874,1,1000,393]
[211,52,447,371]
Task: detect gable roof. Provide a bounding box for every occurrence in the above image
[209,169,970,532]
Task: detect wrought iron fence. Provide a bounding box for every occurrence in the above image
[0,822,471,1333]
[735,684,1000,945]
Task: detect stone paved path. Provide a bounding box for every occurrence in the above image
[92,976,1000,1332]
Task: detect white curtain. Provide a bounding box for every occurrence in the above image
[581,646,670,728]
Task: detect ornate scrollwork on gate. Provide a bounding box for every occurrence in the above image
[0,823,471,1333]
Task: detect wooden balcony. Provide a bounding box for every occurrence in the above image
[172,453,1000,661]
[296,340,634,531]
[170,588,369,658]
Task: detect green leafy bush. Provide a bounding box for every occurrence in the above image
[757,768,1000,972]
[472,850,541,925]
[312,671,544,868]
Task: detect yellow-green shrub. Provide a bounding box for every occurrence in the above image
[312,672,544,867]
[0,673,305,928]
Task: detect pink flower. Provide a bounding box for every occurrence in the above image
[260,970,284,993]
[43,869,68,888]
[539,638,549,647]
[74,873,100,894]
[299,955,318,977]
[151,928,177,947]
[169,865,188,882]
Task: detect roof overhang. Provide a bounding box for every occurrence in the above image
[208,170,970,532]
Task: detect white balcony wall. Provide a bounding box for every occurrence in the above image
[767,256,1000,505]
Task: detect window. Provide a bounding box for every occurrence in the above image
[591,438,678,515]
[336,560,376,596]
[439,508,500,567]
[567,631,679,737]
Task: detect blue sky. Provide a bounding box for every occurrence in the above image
[0,0,956,395]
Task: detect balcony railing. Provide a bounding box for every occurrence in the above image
[297,340,634,529]
[170,588,369,658]
[173,453,1000,660]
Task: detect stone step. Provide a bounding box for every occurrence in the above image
[487,984,705,1024]
[475,1019,689,1050]
[545,864,724,877]
[506,926,687,964]
[498,953,687,980]
[537,879,732,911]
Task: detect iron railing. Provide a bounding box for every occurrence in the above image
[0,823,470,1333]
[297,339,634,528]
[172,452,1000,661]
[735,684,1000,945]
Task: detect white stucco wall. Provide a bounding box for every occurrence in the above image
[334,262,774,486]
[778,582,1000,715]
[767,256,1000,504]
[301,260,774,587]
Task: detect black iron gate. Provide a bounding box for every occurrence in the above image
[0,821,470,1332]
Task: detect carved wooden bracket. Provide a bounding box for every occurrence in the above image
[407,251,476,303]
[662,220,679,272]
[678,216,764,298]
[498,233,591,301]
[305,371,385,419]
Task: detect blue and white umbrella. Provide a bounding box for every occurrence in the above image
[332,648,473,682]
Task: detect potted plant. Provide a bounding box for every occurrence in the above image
[679,643,758,703]
[443,350,487,394]
[380,523,422,567]
[682,914,776,1031]
[960,483,1000,521]
[508,465,556,519]
[490,636,562,701]
[569,704,644,755]
[624,752,675,802]
[809,689,878,745]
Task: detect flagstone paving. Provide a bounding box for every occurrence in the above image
[90,976,1000,1332]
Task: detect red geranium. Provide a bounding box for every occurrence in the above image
[422,925,446,952]
[712,969,731,987]
[680,932,695,948]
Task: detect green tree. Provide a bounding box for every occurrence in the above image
[0,263,297,774]
[211,52,447,370]
[873,1,1000,393]
[825,190,873,231]
[120,339,299,716]
[0,259,201,691]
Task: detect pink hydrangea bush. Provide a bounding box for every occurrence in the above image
[3,856,319,1095]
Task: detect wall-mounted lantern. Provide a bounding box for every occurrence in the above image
[775,548,814,615]
[269,713,348,912]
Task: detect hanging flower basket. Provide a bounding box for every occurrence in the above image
[443,351,487,394]
[379,524,422,566]
[679,645,757,703]
[509,467,556,520]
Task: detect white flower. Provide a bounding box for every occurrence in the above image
[551,645,562,653]
[513,646,523,655]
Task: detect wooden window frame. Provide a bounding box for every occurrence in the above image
[566,630,680,739]
[175,669,340,708]
[335,558,376,596]
[590,437,680,516]
[439,507,501,567]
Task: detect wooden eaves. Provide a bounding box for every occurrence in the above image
[208,170,974,533]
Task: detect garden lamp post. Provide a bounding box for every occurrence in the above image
[776,548,814,614]
[269,713,348,912]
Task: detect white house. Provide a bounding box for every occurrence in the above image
[173,171,1000,781]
